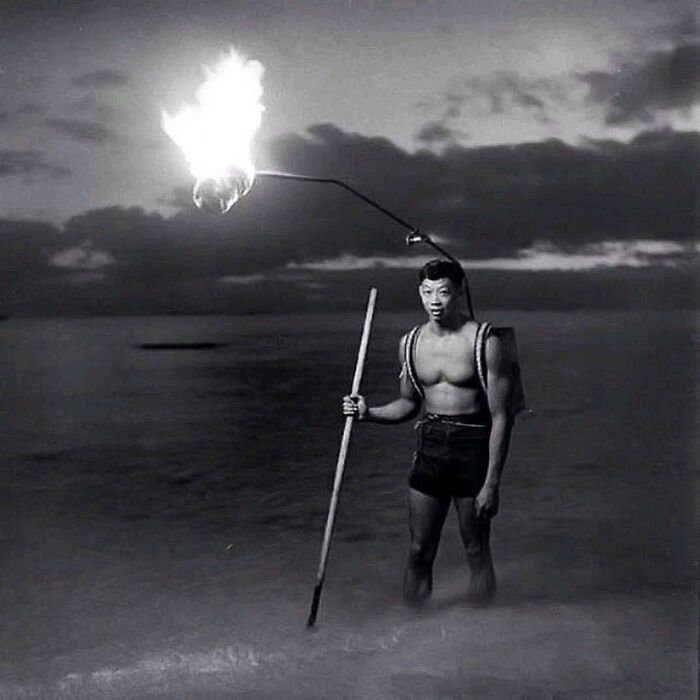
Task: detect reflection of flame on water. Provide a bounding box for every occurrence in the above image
[162,49,264,214]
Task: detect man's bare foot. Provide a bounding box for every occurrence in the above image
[403,569,432,606]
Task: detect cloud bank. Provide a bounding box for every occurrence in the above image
[417,22,700,145]
[0,124,696,314]
[580,41,700,124]
[0,149,71,179]
[288,239,698,273]
[44,118,118,144]
[72,69,129,89]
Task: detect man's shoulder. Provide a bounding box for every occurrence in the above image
[483,327,511,367]
[461,318,482,333]
[400,323,425,340]
[398,325,418,356]
[452,318,481,342]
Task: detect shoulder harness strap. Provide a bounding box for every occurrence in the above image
[403,325,424,400]
[475,322,492,395]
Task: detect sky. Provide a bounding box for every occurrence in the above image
[0,0,698,314]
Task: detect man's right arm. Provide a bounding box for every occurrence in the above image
[342,333,421,424]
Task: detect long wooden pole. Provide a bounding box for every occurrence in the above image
[306,287,378,628]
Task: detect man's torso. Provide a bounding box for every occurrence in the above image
[413,320,487,415]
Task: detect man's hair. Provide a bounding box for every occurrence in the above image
[418,258,465,290]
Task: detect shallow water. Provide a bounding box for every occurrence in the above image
[0,310,696,698]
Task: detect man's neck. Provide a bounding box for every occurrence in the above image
[427,312,472,335]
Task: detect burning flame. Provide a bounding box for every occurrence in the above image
[162,49,265,214]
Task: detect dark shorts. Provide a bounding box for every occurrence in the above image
[409,412,491,499]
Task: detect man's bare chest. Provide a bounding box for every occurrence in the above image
[414,331,478,388]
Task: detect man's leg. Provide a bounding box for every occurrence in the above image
[404,488,450,604]
[454,498,496,605]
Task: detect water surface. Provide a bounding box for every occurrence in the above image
[0,310,695,698]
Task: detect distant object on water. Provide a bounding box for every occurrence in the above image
[137,342,228,351]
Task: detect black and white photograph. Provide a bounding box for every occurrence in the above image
[0,1,697,698]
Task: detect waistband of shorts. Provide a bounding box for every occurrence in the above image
[423,411,491,427]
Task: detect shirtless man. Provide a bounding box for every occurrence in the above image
[343,259,515,605]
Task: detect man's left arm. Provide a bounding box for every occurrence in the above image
[476,332,515,518]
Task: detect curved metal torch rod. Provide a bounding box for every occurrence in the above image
[258,170,417,233]
[256,169,475,318]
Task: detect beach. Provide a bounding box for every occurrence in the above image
[0,309,696,699]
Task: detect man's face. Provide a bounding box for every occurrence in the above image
[418,277,460,321]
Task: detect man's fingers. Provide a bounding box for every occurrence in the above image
[342,395,366,420]
[475,498,494,519]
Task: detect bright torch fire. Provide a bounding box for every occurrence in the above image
[162,49,265,214]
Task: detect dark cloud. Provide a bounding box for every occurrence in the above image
[0,149,71,179]
[0,124,697,315]
[0,219,64,284]
[72,69,129,89]
[675,11,700,40]
[262,123,699,260]
[15,102,46,117]
[579,41,700,124]
[414,121,463,145]
[1,226,695,315]
[439,72,568,121]
[0,102,45,124]
[16,102,44,116]
[69,95,116,121]
[414,72,567,144]
[43,125,700,267]
[45,118,117,143]
[653,11,699,43]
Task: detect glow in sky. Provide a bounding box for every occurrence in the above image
[0,0,696,223]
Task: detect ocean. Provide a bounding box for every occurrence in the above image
[0,310,696,699]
